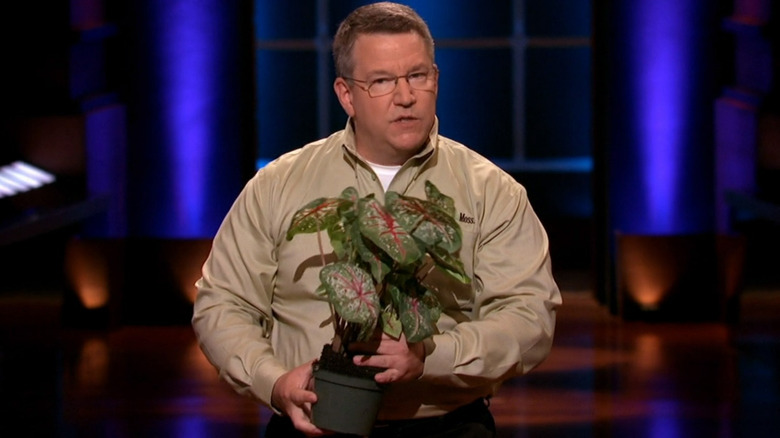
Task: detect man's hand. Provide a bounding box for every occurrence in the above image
[271,360,326,436]
[349,332,425,384]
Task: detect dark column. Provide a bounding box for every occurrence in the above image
[120,0,255,239]
[594,0,723,320]
[110,0,255,324]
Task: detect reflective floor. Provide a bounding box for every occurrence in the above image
[1,274,779,437]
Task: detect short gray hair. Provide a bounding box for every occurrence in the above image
[332,2,435,78]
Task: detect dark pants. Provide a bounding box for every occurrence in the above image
[265,398,496,438]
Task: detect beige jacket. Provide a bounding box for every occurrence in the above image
[192,118,562,419]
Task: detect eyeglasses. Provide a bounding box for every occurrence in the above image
[343,67,438,98]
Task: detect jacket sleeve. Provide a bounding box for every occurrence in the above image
[420,176,562,387]
[191,173,288,407]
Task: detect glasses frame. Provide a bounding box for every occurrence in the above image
[343,67,439,98]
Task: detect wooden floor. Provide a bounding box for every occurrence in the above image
[1,272,779,437]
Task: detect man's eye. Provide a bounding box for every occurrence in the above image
[408,72,427,81]
[371,77,394,86]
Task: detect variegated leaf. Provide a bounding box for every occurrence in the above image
[381,305,403,338]
[388,283,441,343]
[428,246,471,284]
[358,197,422,266]
[286,197,344,240]
[424,180,456,217]
[339,186,360,203]
[386,192,462,254]
[319,262,380,331]
[354,225,391,283]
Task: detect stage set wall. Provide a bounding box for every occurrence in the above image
[3,0,778,327]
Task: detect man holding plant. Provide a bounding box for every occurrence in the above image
[192,2,561,437]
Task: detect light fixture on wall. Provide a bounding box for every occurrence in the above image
[65,238,112,310]
[0,161,56,198]
[615,234,725,321]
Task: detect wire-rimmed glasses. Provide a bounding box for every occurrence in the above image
[343,67,438,97]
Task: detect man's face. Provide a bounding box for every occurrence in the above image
[334,32,437,166]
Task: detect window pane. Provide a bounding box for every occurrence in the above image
[525,0,591,37]
[255,0,317,39]
[436,48,513,160]
[329,0,512,39]
[525,47,592,159]
[256,51,318,160]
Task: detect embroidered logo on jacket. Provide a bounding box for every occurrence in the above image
[458,212,475,224]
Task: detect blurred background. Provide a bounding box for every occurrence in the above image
[2,0,777,325]
[0,0,779,435]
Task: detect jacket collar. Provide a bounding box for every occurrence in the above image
[340,117,438,168]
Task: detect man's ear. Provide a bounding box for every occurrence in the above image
[333,78,355,117]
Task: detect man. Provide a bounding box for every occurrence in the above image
[192,2,561,437]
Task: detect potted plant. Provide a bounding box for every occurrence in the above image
[285,180,471,435]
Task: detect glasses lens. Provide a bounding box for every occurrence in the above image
[408,72,431,89]
[369,79,396,97]
[366,69,436,97]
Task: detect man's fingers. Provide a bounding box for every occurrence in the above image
[373,368,400,384]
[285,386,325,436]
[290,387,318,406]
[289,409,325,436]
[353,353,385,368]
[350,332,424,384]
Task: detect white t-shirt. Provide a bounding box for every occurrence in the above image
[367,161,401,192]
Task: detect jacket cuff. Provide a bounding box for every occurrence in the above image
[250,363,289,414]
[421,334,455,381]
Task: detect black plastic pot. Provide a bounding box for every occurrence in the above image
[311,367,384,435]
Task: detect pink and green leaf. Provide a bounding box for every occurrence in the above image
[354,226,391,283]
[380,305,403,338]
[428,246,471,284]
[424,180,456,217]
[388,282,441,342]
[386,192,462,254]
[358,197,422,266]
[319,262,379,341]
[287,182,471,347]
[286,197,344,239]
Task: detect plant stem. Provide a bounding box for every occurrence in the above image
[316,226,339,339]
[316,228,326,267]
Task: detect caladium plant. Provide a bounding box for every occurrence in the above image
[286,180,471,357]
